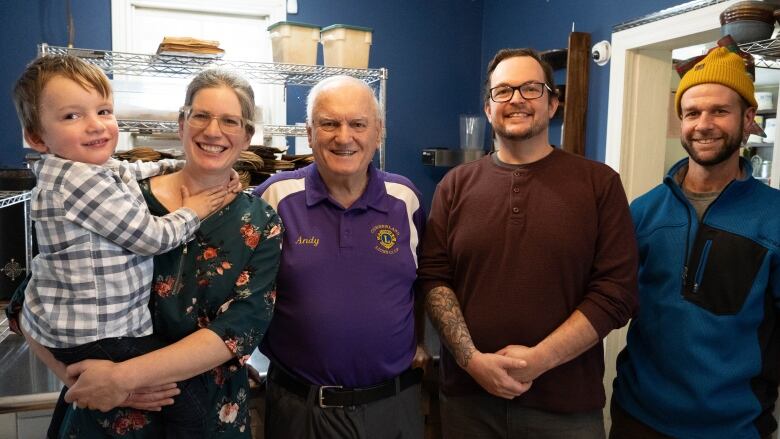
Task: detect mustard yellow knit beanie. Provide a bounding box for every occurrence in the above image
[675,46,756,116]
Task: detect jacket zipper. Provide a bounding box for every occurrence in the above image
[682,207,692,288]
[680,179,734,291]
[693,240,712,293]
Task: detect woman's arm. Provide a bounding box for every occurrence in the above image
[64,328,231,411]
[23,316,180,412]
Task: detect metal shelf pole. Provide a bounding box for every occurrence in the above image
[41,44,389,170]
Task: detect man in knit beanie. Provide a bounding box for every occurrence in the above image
[610,45,780,438]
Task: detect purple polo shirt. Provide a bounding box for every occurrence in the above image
[254,163,425,387]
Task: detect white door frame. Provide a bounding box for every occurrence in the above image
[603,0,735,385]
[601,0,735,427]
[605,0,739,200]
[602,1,779,433]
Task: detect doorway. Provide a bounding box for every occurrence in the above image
[603,1,780,435]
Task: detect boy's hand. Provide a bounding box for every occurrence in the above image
[228,169,244,193]
[181,185,228,220]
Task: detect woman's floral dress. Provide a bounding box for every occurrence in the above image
[6,181,283,438]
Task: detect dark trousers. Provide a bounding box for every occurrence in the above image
[608,399,672,439]
[440,391,606,439]
[609,399,775,439]
[48,335,208,439]
[264,364,424,439]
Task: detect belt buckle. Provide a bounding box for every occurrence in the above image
[318,385,343,408]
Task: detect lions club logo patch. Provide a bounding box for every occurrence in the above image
[371,224,399,255]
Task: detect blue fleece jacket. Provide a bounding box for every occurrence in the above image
[613,157,780,439]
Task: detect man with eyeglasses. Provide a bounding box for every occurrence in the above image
[418,48,638,438]
[254,75,429,438]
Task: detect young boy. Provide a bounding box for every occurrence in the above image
[12,54,227,434]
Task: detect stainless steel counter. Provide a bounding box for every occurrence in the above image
[0,333,62,413]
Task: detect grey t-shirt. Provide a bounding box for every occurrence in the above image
[682,188,719,221]
[674,165,724,221]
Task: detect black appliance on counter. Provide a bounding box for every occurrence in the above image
[421,148,486,167]
[0,169,36,300]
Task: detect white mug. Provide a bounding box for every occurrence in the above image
[760,160,772,179]
[764,118,776,143]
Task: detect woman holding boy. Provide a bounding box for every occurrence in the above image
[7,59,282,438]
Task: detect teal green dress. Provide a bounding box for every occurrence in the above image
[7,180,283,437]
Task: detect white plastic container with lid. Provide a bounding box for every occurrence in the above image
[755,91,774,111]
[320,24,373,69]
[268,21,321,65]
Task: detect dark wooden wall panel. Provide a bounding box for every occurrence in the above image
[562,32,591,156]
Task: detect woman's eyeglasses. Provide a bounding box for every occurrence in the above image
[180,106,252,134]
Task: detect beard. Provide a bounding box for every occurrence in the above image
[680,130,742,167]
[490,104,550,141]
[491,114,548,141]
[680,106,746,167]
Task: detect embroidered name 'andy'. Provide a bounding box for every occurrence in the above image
[295,236,320,247]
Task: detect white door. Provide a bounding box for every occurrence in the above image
[604,1,780,436]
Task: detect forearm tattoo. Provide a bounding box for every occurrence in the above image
[426,286,476,368]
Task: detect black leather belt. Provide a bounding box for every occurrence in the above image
[268,364,422,408]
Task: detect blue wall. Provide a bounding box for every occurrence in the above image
[0,0,483,209]
[0,0,696,207]
[481,0,684,161]
[0,0,111,169]
[289,0,484,210]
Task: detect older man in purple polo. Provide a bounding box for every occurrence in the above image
[254,75,428,439]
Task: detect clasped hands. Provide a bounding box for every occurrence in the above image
[466,344,551,400]
[63,359,179,413]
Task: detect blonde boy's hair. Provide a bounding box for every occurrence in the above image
[13,54,112,136]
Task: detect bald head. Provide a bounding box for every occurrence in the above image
[306,75,382,126]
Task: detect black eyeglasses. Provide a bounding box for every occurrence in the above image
[489,82,552,103]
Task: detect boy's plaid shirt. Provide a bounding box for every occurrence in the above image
[21,155,198,348]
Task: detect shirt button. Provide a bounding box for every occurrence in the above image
[513,186,520,193]
[512,207,520,213]
[513,171,520,177]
